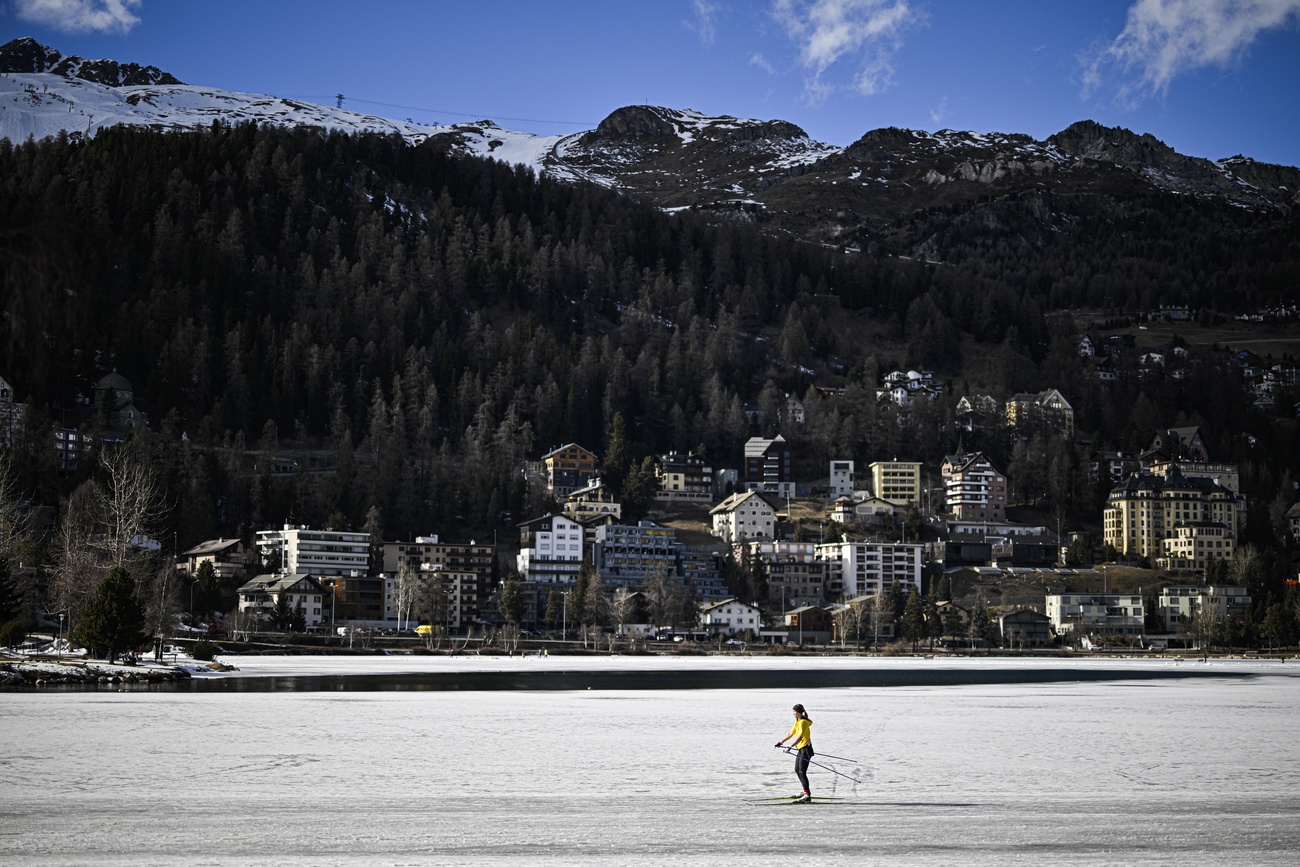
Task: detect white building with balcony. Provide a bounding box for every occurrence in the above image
[1157,585,1251,632]
[516,514,584,584]
[1045,593,1144,637]
[255,525,370,578]
[815,541,922,599]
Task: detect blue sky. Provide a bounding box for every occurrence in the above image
[4,0,1299,166]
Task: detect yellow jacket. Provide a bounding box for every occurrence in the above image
[787,718,812,749]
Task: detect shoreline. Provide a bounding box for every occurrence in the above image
[5,649,1293,690]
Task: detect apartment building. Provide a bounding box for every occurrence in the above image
[1157,585,1251,632]
[741,540,824,606]
[743,435,794,498]
[516,514,585,584]
[1103,465,1239,561]
[255,525,370,578]
[654,452,715,502]
[815,541,922,599]
[868,460,922,506]
[1045,593,1144,637]
[940,452,1009,521]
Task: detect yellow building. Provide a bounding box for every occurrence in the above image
[868,460,922,507]
[1005,388,1074,438]
[1103,465,1239,562]
[1158,523,1236,572]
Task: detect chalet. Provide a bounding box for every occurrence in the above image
[710,491,776,545]
[701,598,761,637]
[178,538,255,582]
[541,443,599,497]
[236,573,326,627]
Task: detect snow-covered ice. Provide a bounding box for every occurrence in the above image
[2,656,1298,865]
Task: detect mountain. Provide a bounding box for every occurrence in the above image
[2,37,1298,262]
[0,36,180,86]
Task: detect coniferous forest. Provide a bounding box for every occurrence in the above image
[2,121,1299,551]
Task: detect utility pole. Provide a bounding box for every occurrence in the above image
[336,94,344,109]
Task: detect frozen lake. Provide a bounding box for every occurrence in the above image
[3,656,1298,865]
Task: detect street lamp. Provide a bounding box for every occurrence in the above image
[189,578,200,633]
[57,613,65,659]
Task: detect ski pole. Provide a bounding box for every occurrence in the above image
[807,751,859,763]
[776,746,865,784]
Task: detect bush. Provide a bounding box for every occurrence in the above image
[0,619,27,648]
[190,639,217,661]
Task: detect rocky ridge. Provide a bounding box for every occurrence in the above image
[2,38,1297,258]
[0,36,181,86]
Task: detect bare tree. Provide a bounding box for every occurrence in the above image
[611,586,637,637]
[97,444,169,567]
[1191,599,1223,651]
[227,606,258,642]
[393,560,419,631]
[51,445,170,631]
[644,566,682,633]
[1229,544,1260,589]
[0,451,34,561]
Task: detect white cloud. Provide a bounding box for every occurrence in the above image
[750,52,778,74]
[14,0,142,35]
[684,0,722,46]
[772,0,922,102]
[929,95,948,126]
[1082,0,1300,105]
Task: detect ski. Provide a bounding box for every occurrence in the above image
[743,795,844,802]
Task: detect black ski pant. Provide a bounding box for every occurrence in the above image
[794,745,814,792]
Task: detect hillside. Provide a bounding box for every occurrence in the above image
[4,36,1298,270]
[1,39,1299,552]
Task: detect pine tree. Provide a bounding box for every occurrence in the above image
[543,584,563,630]
[271,589,293,630]
[901,592,925,651]
[582,571,608,628]
[73,566,148,662]
[500,574,525,626]
[193,559,220,624]
[290,596,307,632]
[0,557,21,624]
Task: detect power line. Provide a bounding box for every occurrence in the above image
[289,94,597,129]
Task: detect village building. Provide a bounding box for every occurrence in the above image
[710,491,776,545]
[516,514,584,584]
[1157,585,1251,632]
[1045,593,1144,638]
[784,605,834,644]
[255,525,370,578]
[868,460,923,506]
[831,495,896,525]
[740,540,823,607]
[177,538,256,582]
[828,460,854,498]
[996,608,1054,646]
[562,478,623,522]
[700,598,761,637]
[743,435,794,498]
[653,451,714,502]
[541,443,599,497]
[1005,388,1075,439]
[815,541,922,599]
[940,452,1009,521]
[236,573,326,627]
[1102,465,1239,562]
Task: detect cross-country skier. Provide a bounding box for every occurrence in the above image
[775,703,814,802]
